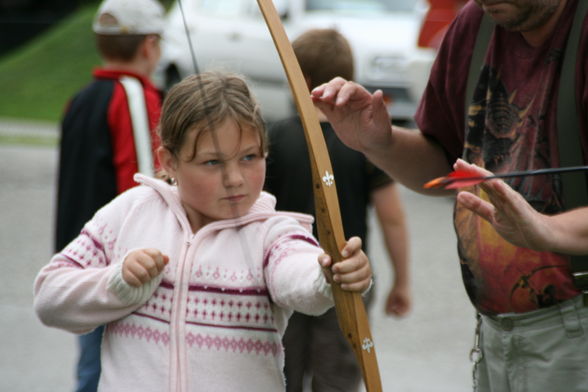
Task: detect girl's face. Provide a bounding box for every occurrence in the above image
[159,118,266,230]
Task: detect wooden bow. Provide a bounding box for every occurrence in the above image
[256,1,383,390]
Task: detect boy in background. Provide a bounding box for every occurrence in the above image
[264,28,412,391]
[54,0,165,390]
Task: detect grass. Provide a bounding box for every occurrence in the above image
[0,0,175,123]
[0,5,101,123]
[0,2,175,146]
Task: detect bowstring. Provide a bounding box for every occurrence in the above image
[176,0,255,267]
[177,0,199,74]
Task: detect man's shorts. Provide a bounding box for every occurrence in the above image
[476,294,588,392]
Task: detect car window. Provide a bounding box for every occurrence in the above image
[242,0,266,20]
[198,0,245,17]
[305,0,415,13]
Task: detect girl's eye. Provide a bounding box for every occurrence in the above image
[203,159,220,166]
[242,154,257,162]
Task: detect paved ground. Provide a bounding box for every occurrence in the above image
[0,119,475,391]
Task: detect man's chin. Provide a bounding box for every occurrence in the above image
[483,4,524,31]
[483,3,513,18]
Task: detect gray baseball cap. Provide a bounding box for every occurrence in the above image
[93,0,165,35]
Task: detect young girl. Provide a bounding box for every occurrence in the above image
[34,72,372,391]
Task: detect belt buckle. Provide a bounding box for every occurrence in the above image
[572,271,588,290]
[499,317,514,331]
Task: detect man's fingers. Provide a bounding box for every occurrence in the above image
[312,78,367,109]
[311,76,347,102]
[334,80,359,106]
[457,191,496,223]
[453,158,493,177]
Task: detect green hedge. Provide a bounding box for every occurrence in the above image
[0,5,101,122]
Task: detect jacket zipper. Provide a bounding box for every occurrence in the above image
[170,239,191,392]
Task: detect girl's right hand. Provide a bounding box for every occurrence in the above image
[122,248,169,287]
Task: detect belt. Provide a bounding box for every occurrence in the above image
[482,294,586,332]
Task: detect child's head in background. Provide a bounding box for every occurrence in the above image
[293,28,354,90]
[92,0,165,73]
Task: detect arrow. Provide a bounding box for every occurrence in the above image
[424,165,588,190]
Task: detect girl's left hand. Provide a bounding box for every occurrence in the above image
[318,236,372,292]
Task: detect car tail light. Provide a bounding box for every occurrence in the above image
[417,0,466,50]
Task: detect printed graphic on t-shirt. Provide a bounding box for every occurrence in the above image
[456,64,577,315]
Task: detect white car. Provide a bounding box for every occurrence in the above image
[155,0,435,121]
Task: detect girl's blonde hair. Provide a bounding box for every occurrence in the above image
[158,71,267,162]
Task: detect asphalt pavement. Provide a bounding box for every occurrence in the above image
[0,119,475,391]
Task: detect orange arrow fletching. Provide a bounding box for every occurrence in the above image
[424,168,485,189]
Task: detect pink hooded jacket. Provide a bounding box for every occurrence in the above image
[34,174,333,391]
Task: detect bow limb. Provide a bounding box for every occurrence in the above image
[256,1,383,390]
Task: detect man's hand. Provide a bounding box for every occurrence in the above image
[454,159,552,251]
[311,77,393,155]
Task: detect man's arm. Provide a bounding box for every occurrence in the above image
[312,78,452,193]
[371,183,411,316]
[545,208,588,255]
[379,124,452,193]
